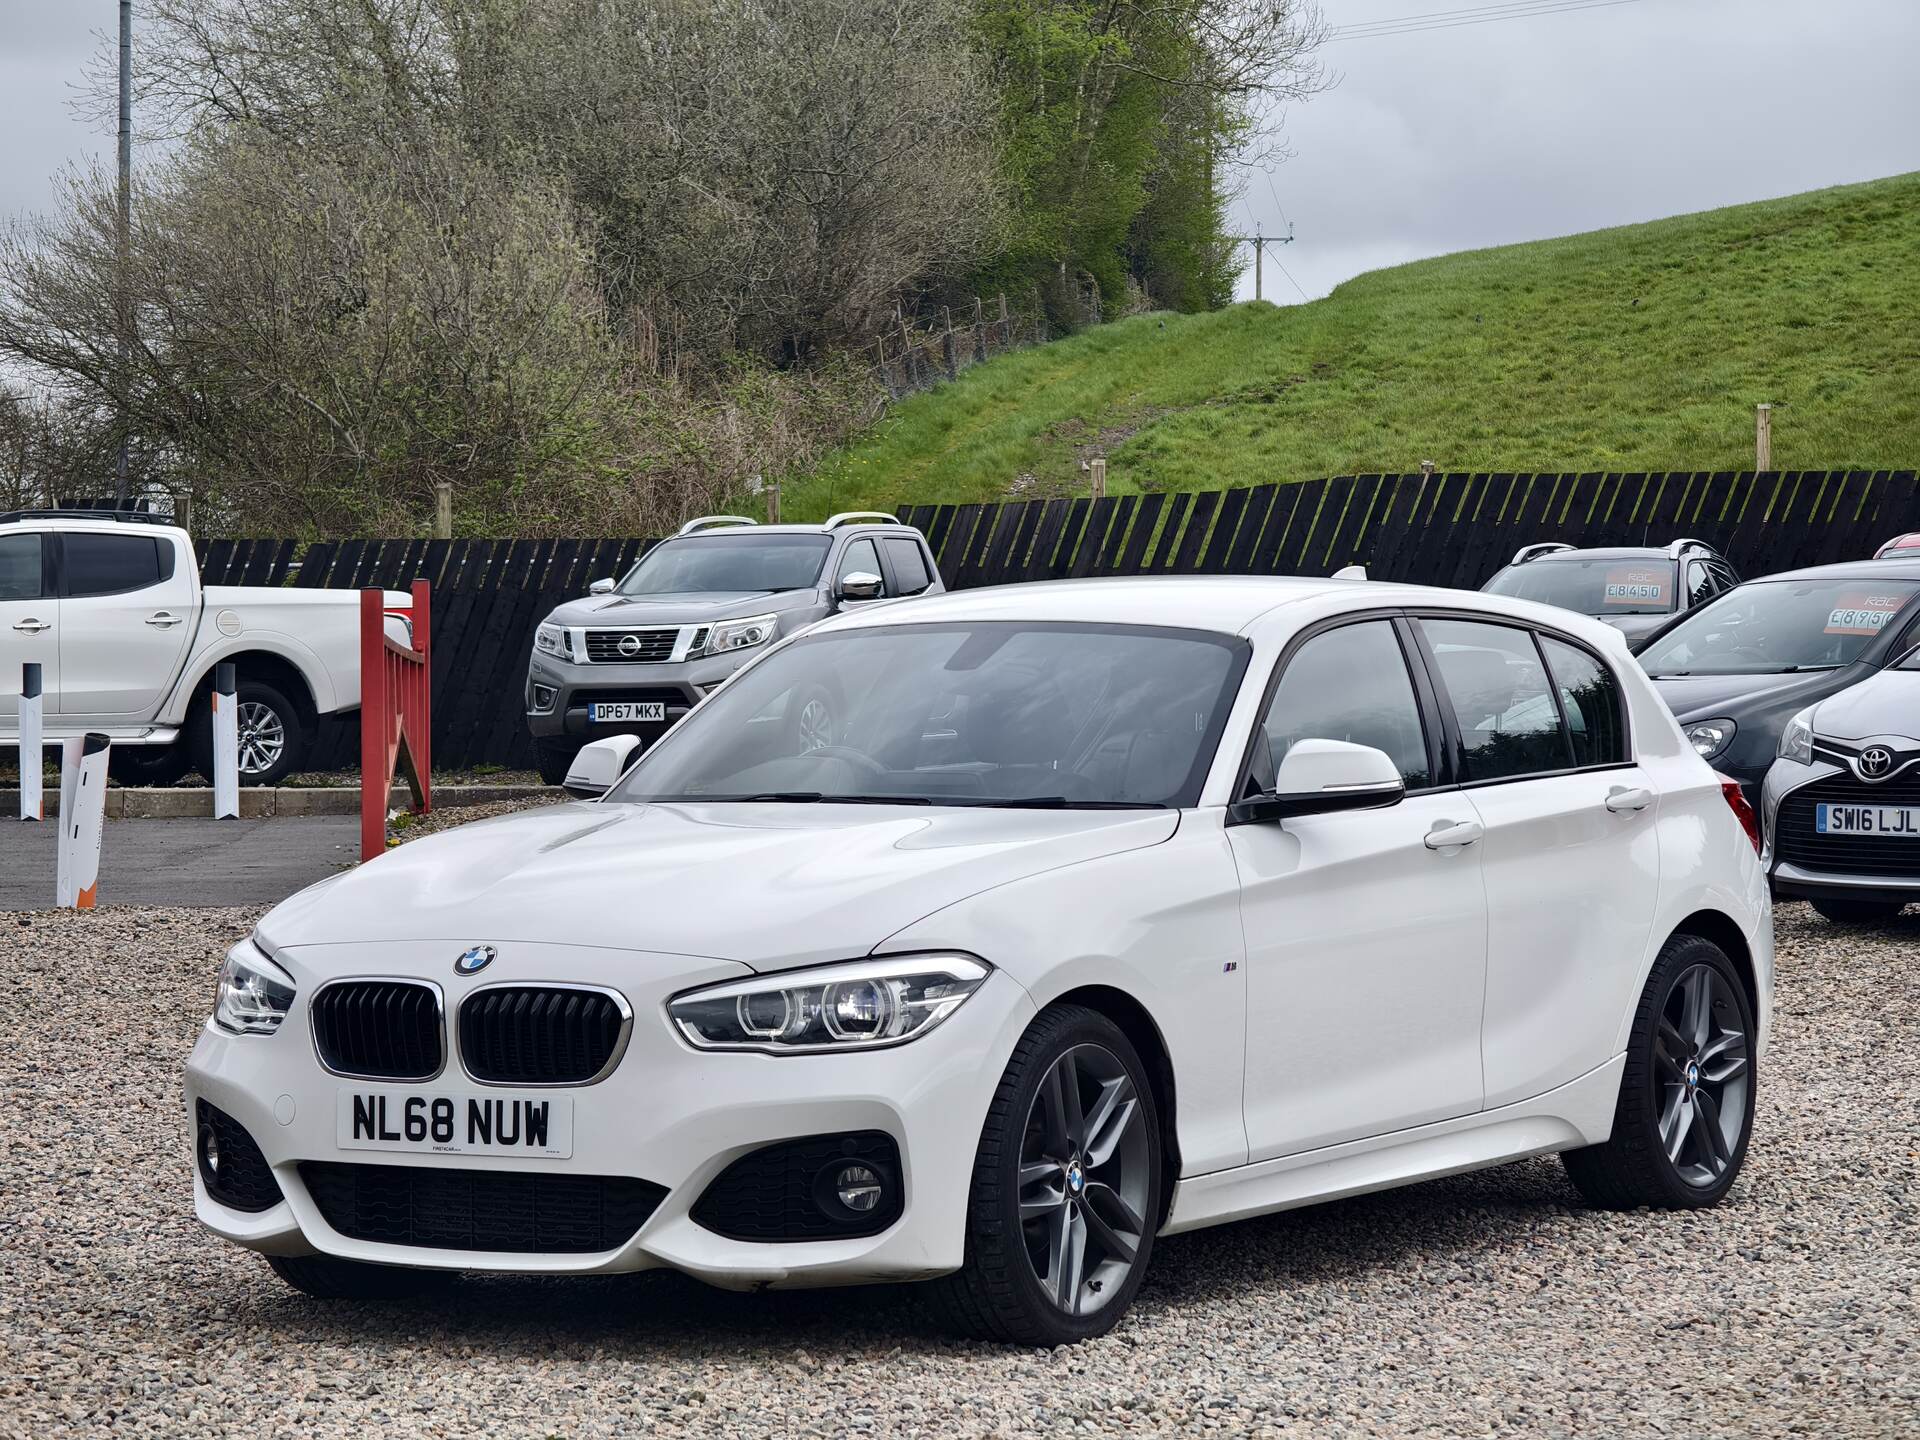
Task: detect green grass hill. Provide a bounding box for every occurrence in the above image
[784,172,1920,518]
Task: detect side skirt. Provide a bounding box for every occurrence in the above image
[1164,1054,1625,1235]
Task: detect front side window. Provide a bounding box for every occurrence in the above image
[1252,621,1432,792]
[836,538,886,592]
[1484,557,1676,616]
[0,534,42,601]
[1638,578,1920,677]
[62,533,163,597]
[1541,637,1627,766]
[607,622,1248,809]
[616,534,831,596]
[1421,618,1568,782]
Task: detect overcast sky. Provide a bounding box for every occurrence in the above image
[2,2,1918,304]
[1233,0,1920,300]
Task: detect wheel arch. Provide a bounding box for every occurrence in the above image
[184,649,320,727]
[1668,908,1758,1012]
[1046,983,1181,1231]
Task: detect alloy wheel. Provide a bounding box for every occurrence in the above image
[797,696,834,752]
[1017,1043,1151,1316]
[1655,963,1751,1189]
[236,701,287,777]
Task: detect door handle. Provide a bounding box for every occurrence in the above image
[144,612,184,628]
[1605,786,1654,814]
[1424,818,1485,850]
[11,618,50,634]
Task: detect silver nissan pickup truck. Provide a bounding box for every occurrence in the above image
[524,513,944,784]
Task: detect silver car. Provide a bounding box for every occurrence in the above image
[525,514,944,784]
[1764,649,1920,922]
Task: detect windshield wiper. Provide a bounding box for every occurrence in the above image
[700,791,933,805]
[954,797,1170,810]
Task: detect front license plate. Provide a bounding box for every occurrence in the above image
[1815,803,1920,838]
[590,701,665,723]
[337,1088,574,1159]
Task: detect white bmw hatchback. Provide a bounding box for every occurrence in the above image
[187,577,1773,1344]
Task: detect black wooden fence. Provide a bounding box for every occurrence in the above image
[202,469,1916,770]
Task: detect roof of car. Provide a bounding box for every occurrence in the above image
[821,574,1574,636]
[1516,546,1673,562]
[1742,558,1920,584]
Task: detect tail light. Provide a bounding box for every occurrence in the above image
[1716,773,1761,854]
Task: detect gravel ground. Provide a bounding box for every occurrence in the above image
[1,902,1913,1438]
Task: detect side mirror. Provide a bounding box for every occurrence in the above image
[1231,739,1405,824]
[563,735,641,798]
[838,570,884,602]
[588,578,616,596]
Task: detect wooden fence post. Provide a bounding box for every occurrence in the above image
[1090,457,1107,500]
[433,480,453,539]
[1756,404,1773,471]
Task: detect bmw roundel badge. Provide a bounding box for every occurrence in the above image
[454,944,497,976]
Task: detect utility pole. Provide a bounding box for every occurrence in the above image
[1223,222,1294,304]
[114,1,132,504]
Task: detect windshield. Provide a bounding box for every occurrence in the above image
[1638,578,1920,677]
[606,621,1250,808]
[617,534,831,596]
[1484,558,1675,615]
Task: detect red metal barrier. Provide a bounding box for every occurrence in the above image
[361,580,432,862]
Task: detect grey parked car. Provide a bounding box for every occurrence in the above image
[526,513,944,784]
[1481,539,1740,649]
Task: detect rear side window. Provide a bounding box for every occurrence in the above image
[1541,637,1627,766]
[1686,561,1715,607]
[62,533,165,597]
[0,534,42,600]
[1421,618,1568,782]
[883,537,933,595]
[1254,620,1433,792]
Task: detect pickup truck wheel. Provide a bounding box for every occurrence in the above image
[108,741,195,787]
[535,739,579,787]
[190,679,307,787]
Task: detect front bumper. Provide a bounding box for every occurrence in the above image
[524,650,752,745]
[185,942,1036,1287]
[1762,756,1920,902]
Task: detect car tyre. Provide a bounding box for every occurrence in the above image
[1808,896,1905,924]
[108,740,195,787]
[1562,933,1756,1210]
[190,678,307,787]
[535,738,579,787]
[265,1254,454,1300]
[930,1004,1162,1346]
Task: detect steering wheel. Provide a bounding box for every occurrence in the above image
[805,744,890,779]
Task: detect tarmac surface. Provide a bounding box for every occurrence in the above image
[0,816,358,909]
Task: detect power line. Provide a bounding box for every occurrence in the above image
[1335,0,1620,30]
[1330,0,1644,41]
[1269,255,1313,305]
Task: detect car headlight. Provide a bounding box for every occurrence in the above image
[214,941,296,1035]
[534,621,573,659]
[668,955,989,1053]
[1778,707,1816,765]
[1686,718,1736,760]
[700,613,778,658]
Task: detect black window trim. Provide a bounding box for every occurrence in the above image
[1229,608,1448,815]
[1405,611,1636,792]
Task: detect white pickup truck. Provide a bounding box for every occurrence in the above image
[2,510,410,785]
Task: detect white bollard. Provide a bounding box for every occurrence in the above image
[18,661,42,821]
[56,734,110,910]
[212,662,240,820]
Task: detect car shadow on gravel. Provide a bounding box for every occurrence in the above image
[216,1155,1601,1354]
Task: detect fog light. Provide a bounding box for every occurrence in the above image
[197,1123,221,1180]
[834,1164,883,1213]
[531,684,557,712]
